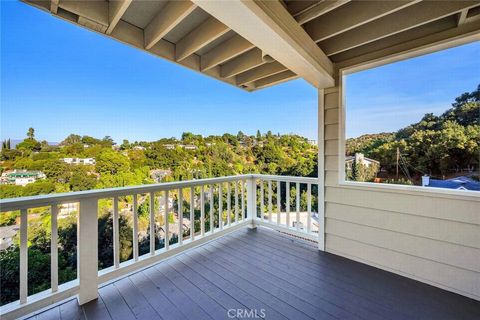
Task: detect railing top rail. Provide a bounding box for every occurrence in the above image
[0,174,320,211]
[251,174,319,184]
[0,174,252,211]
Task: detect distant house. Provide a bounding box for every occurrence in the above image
[150,169,172,183]
[184,144,198,150]
[0,170,46,186]
[163,144,176,150]
[345,153,379,170]
[422,176,480,191]
[307,139,317,146]
[62,157,96,165]
[132,145,146,151]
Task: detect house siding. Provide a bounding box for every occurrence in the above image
[320,86,480,300]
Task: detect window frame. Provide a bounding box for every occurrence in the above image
[336,37,480,199]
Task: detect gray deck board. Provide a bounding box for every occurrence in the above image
[25,227,480,320]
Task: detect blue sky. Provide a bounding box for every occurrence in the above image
[345,42,480,137]
[1,1,479,143]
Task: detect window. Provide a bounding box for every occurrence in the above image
[342,42,480,192]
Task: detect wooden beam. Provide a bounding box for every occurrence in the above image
[336,19,480,71]
[144,1,196,50]
[236,62,287,86]
[192,0,334,88]
[304,0,420,42]
[296,0,350,25]
[458,9,469,26]
[319,1,480,56]
[221,48,265,78]
[106,0,132,35]
[201,35,255,71]
[331,16,458,63]
[176,17,230,62]
[253,70,298,90]
[50,0,59,14]
[58,0,109,26]
[288,1,318,17]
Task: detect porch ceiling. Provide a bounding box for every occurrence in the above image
[22,1,480,91]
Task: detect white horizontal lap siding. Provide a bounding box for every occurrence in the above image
[321,85,480,300]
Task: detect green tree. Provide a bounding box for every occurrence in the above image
[95,149,130,174]
[27,127,35,140]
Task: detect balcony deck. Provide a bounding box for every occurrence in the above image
[26,227,480,320]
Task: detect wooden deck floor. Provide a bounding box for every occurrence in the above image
[26,227,480,320]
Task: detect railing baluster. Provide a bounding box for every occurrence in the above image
[268,180,272,223]
[51,204,58,292]
[227,182,231,226]
[241,180,245,221]
[20,208,28,304]
[164,190,169,250]
[113,197,120,268]
[307,183,312,233]
[190,187,195,240]
[260,181,264,220]
[276,181,281,225]
[178,189,183,246]
[200,185,205,237]
[219,183,223,230]
[149,192,155,255]
[209,185,214,233]
[132,195,139,261]
[234,181,239,224]
[286,182,290,228]
[296,182,300,231]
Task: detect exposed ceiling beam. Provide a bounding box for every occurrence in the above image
[58,0,109,26]
[144,1,197,50]
[221,48,266,78]
[288,1,319,17]
[192,0,334,88]
[330,16,458,63]
[253,70,298,90]
[458,9,469,26]
[296,0,350,25]
[319,1,480,56]
[336,18,480,71]
[236,62,287,86]
[106,0,132,35]
[201,35,255,71]
[176,17,230,62]
[50,0,59,14]
[304,0,420,42]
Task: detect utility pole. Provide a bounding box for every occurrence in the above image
[396,147,400,179]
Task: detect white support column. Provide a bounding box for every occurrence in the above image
[113,197,120,268]
[51,204,59,293]
[132,195,139,261]
[246,177,257,229]
[19,208,28,304]
[318,88,326,251]
[164,190,170,250]
[178,189,183,245]
[78,198,98,305]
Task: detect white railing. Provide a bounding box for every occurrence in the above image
[0,174,322,319]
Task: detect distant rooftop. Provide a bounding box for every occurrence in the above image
[426,176,480,191]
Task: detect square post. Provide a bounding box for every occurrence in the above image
[318,89,326,251]
[77,198,98,305]
[246,177,257,229]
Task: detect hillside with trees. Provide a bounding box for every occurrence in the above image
[346,85,479,183]
[1,129,317,199]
